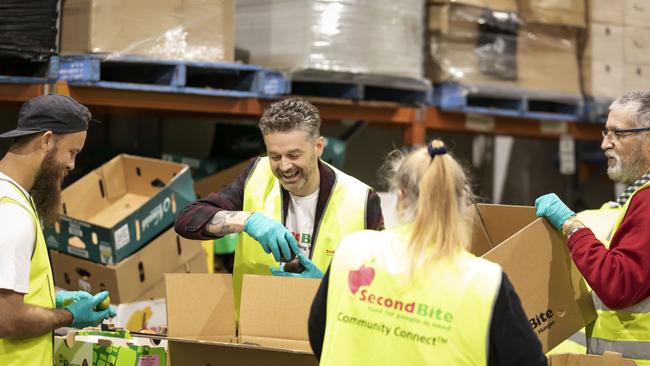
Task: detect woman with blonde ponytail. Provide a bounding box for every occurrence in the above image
[308,140,546,366]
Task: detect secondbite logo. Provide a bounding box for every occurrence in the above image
[529,309,555,334]
[348,264,375,295]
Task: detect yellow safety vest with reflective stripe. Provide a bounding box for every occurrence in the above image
[0,181,56,366]
[320,226,502,365]
[587,182,650,365]
[234,157,370,320]
[547,202,623,356]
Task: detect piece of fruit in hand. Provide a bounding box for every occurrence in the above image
[283,255,305,273]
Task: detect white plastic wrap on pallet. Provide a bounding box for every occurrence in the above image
[235,0,424,79]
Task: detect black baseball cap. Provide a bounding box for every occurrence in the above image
[0,94,95,139]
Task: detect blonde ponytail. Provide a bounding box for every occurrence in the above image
[383,139,474,273]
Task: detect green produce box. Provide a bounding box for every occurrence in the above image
[54,329,166,366]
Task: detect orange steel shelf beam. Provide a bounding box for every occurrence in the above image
[0,83,45,104]
[425,107,603,141]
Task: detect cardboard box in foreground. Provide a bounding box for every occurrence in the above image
[165,273,319,366]
[45,154,195,264]
[549,351,637,365]
[51,227,207,304]
[470,204,597,353]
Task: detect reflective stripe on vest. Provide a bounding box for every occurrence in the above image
[320,226,502,365]
[233,157,369,320]
[0,182,55,366]
[587,182,650,363]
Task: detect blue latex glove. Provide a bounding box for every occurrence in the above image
[244,212,300,262]
[535,193,575,230]
[55,290,86,309]
[269,254,324,279]
[64,291,117,328]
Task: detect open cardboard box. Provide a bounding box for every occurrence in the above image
[45,154,195,264]
[164,273,319,366]
[549,352,637,365]
[470,204,597,353]
[51,227,207,304]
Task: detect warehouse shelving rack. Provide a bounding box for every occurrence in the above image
[0,81,603,144]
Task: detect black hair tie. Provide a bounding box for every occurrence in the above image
[427,144,448,158]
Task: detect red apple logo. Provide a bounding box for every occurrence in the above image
[348,264,375,295]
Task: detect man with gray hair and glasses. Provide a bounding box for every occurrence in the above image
[535,91,650,364]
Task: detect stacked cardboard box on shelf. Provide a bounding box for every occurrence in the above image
[60,0,235,63]
[581,0,650,101]
[235,0,423,79]
[426,0,583,97]
[46,155,208,305]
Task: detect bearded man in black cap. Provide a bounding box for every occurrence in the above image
[0,94,116,365]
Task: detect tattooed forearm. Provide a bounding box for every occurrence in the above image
[206,211,251,236]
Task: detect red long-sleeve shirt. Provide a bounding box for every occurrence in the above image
[568,188,650,309]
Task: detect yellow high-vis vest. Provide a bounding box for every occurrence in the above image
[320,226,502,365]
[547,202,622,356]
[0,181,56,366]
[586,182,650,365]
[233,157,370,320]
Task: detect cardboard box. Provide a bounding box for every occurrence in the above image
[164,273,319,366]
[624,0,650,28]
[51,227,207,304]
[45,154,195,264]
[588,0,624,24]
[582,23,624,63]
[60,0,234,62]
[471,204,597,353]
[517,25,581,96]
[624,26,650,63]
[429,0,518,12]
[581,60,624,99]
[112,299,167,333]
[194,159,249,199]
[549,351,637,365]
[518,0,587,28]
[624,63,650,93]
[54,329,166,366]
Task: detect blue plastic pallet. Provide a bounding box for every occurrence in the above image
[431,83,583,122]
[286,69,431,104]
[56,55,289,98]
[583,97,612,124]
[0,55,59,83]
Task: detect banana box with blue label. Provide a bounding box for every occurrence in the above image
[44,154,195,264]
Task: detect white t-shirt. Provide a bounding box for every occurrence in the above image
[0,172,36,294]
[285,190,319,257]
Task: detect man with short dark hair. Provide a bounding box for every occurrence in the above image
[536,91,650,364]
[175,97,384,319]
[0,94,115,365]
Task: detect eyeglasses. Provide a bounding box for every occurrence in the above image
[601,127,650,141]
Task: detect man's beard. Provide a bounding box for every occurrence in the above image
[30,151,66,226]
[606,147,649,185]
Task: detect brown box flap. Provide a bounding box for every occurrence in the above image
[548,351,638,365]
[475,204,537,245]
[239,275,320,345]
[165,273,236,340]
[195,160,250,198]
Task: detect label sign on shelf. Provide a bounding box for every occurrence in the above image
[540,120,568,135]
[465,113,495,132]
[559,134,576,175]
